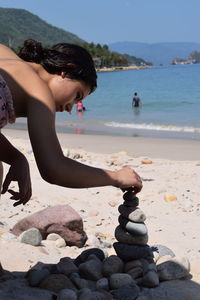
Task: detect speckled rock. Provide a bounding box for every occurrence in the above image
[118,205,146,222]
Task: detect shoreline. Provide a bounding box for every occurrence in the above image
[96,65,151,72]
[9,118,200,142]
[3,127,200,161]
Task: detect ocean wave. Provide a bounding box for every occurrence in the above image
[104,122,200,133]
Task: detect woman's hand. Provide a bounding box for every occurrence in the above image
[114,166,143,193]
[1,154,32,206]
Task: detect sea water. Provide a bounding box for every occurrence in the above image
[55,63,200,140]
[15,63,200,140]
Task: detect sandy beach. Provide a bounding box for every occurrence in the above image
[0,128,200,294]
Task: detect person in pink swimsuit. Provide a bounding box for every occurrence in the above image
[76,100,84,112]
[0,39,142,208]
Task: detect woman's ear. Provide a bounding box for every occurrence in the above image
[61,71,66,78]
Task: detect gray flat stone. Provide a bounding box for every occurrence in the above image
[115,225,148,245]
[118,215,148,236]
[18,228,42,246]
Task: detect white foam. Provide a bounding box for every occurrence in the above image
[104,122,200,133]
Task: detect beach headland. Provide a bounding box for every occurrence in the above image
[0,127,200,288]
[97,65,151,72]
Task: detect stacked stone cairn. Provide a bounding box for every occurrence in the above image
[113,189,159,288]
[6,190,189,299]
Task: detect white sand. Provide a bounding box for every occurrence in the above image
[0,128,200,284]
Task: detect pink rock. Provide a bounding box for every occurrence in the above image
[12,205,87,248]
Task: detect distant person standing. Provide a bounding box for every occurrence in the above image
[76,100,84,112]
[132,92,141,107]
[76,100,86,112]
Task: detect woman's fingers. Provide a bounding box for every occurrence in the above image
[8,187,32,206]
[116,167,143,193]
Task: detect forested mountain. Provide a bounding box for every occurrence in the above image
[0,7,84,47]
[0,7,151,67]
[109,41,200,65]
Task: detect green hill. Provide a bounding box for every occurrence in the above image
[0,7,85,48]
[0,7,151,67]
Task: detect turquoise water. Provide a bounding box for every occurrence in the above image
[57,64,199,140]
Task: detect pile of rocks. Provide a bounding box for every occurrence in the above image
[0,192,191,299]
[113,190,159,288]
[23,245,190,300]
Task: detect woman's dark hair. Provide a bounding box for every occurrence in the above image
[18,39,97,93]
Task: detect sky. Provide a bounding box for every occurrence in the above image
[0,0,200,45]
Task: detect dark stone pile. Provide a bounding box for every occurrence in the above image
[0,191,191,299]
[113,190,159,288]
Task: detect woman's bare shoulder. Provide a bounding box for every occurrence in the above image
[0,44,19,59]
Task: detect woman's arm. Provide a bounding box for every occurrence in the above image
[27,95,142,193]
[0,132,32,205]
[0,132,23,165]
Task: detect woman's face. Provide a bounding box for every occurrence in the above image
[49,72,91,113]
